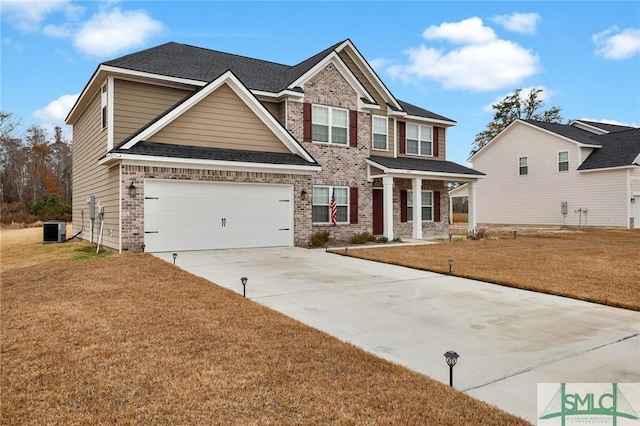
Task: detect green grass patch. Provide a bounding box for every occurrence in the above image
[71,245,112,261]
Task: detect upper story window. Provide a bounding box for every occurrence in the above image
[407,190,434,221]
[372,116,388,150]
[312,105,348,145]
[558,151,569,172]
[101,84,108,130]
[312,186,348,224]
[406,124,432,156]
[519,156,528,175]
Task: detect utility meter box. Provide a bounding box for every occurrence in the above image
[561,201,568,215]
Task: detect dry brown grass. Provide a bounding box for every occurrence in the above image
[349,228,640,311]
[451,212,468,223]
[1,228,529,425]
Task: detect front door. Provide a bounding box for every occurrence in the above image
[372,188,383,235]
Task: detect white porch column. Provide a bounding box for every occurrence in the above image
[383,176,394,240]
[412,177,422,239]
[468,181,477,233]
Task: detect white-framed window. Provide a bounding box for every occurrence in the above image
[407,190,433,221]
[406,124,433,156]
[372,116,388,150]
[312,105,348,145]
[519,156,528,176]
[558,151,569,172]
[312,186,348,224]
[101,84,108,130]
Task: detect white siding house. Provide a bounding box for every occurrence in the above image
[468,119,640,229]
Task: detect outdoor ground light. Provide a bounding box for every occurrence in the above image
[513,230,518,239]
[444,350,460,387]
[128,182,137,198]
[448,233,452,242]
[241,277,248,297]
[172,253,177,265]
[448,258,454,274]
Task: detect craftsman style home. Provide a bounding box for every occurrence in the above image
[67,39,483,253]
[467,119,640,228]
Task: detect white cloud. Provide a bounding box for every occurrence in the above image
[423,17,497,45]
[33,93,79,124]
[43,23,72,38]
[386,17,540,92]
[73,7,164,57]
[592,26,640,60]
[491,13,541,35]
[0,0,73,32]
[369,57,393,70]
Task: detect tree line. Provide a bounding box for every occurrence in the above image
[1,111,72,224]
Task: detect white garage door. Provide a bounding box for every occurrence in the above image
[144,179,293,252]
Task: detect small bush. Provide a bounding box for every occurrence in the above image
[392,237,402,242]
[29,195,71,222]
[376,236,389,244]
[348,232,377,245]
[310,230,331,247]
[468,227,489,240]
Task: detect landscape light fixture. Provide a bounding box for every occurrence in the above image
[128,182,137,198]
[513,230,518,239]
[172,253,177,265]
[444,350,460,387]
[448,233,452,243]
[241,277,248,297]
[448,258,454,274]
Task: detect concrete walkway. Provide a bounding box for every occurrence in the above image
[154,247,640,422]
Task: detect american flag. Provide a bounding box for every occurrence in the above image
[330,189,337,225]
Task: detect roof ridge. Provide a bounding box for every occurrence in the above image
[170,41,293,68]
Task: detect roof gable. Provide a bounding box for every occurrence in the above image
[119,70,316,163]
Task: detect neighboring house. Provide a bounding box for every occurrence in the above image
[66,39,484,253]
[468,119,640,229]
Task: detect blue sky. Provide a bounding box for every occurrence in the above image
[1,1,639,166]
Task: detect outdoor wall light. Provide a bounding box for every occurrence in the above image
[241,277,248,297]
[448,258,454,274]
[301,189,307,200]
[172,253,177,265]
[128,182,137,198]
[444,350,460,387]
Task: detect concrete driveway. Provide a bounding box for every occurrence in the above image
[154,247,640,422]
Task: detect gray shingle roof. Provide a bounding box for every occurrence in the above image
[113,141,318,167]
[104,40,453,121]
[523,120,602,146]
[578,128,640,170]
[369,156,484,176]
[574,120,637,133]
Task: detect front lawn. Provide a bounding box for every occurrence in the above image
[1,228,529,425]
[346,228,640,311]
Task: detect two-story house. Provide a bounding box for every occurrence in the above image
[466,119,640,228]
[66,39,484,253]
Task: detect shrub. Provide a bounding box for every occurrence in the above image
[376,236,389,244]
[348,232,377,245]
[310,230,331,247]
[468,227,489,240]
[29,195,71,222]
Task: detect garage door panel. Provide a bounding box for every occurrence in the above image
[144,180,293,252]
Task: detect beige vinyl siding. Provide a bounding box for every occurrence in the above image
[72,90,120,250]
[435,126,446,160]
[151,83,289,153]
[113,79,191,144]
[472,123,630,227]
[339,51,386,110]
[262,100,285,126]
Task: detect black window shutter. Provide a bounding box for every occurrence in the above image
[350,187,358,224]
[349,110,358,147]
[400,189,407,222]
[398,121,406,154]
[434,191,441,222]
[303,103,312,142]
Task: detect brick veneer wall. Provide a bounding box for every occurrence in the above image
[120,164,313,252]
[287,63,375,242]
[391,179,450,237]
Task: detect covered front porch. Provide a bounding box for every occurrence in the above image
[367,156,485,240]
